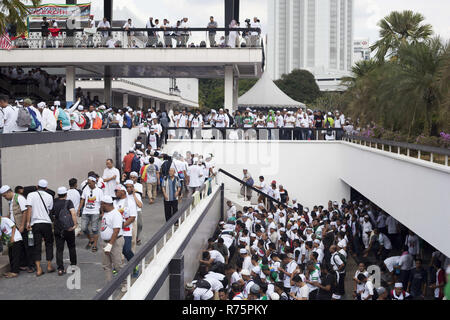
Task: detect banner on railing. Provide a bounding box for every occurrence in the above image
[26,3,91,22]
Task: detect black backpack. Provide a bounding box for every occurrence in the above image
[57,200,74,231]
[161,158,172,178]
[196,279,211,290]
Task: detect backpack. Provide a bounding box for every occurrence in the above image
[196,279,211,290]
[83,114,91,129]
[333,252,347,269]
[161,159,172,178]
[131,155,141,173]
[56,200,74,231]
[92,113,103,129]
[28,107,41,131]
[16,106,32,128]
[124,113,132,129]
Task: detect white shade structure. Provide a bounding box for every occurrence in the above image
[238,72,305,108]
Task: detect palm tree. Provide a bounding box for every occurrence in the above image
[371,10,433,62]
[341,59,378,87]
[0,0,41,35]
[389,38,447,135]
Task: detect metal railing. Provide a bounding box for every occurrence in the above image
[166,127,345,141]
[344,135,450,166]
[93,175,218,300]
[13,27,262,49]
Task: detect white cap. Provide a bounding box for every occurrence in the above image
[394,283,403,288]
[333,201,338,206]
[54,101,61,106]
[0,185,11,195]
[279,227,286,232]
[130,172,139,178]
[57,187,67,195]
[327,112,332,116]
[78,105,84,111]
[124,180,134,186]
[252,266,261,274]
[98,105,106,110]
[270,293,280,300]
[303,207,309,213]
[114,185,127,192]
[88,176,97,182]
[269,222,277,230]
[129,148,135,153]
[241,269,250,276]
[239,237,247,242]
[250,233,256,237]
[239,248,247,254]
[38,179,48,188]
[37,102,46,108]
[102,195,114,204]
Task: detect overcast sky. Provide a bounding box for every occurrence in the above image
[47,0,450,43]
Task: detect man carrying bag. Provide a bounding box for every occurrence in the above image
[51,187,78,276]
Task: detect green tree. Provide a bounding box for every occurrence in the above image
[0,0,41,35]
[274,69,321,104]
[371,10,433,62]
[341,59,379,87]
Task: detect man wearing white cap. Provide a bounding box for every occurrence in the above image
[390,282,410,300]
[100,195,124,284]
[78,176,103,252]
[37,101,57,132]
[51,186,78,275]
[1,185,33,271]
[0,214,24,278]
[25,179,55,276]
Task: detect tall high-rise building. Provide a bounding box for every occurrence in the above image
[353,38,371,64]
[267,0,354,91]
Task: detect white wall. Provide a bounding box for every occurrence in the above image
[164,140,350,208]
[338,142,450,257]
[164,140,450,256]
[121,128,141,159]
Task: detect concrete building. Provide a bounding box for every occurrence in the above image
[267,0,354,91]
[353,38,371,64]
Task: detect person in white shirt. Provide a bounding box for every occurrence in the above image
[290,273,309,300]
[357,273,374,300]
[186,158,204,196]
[37,102,57,132]
[106,36,116,48]
[405,231,420,258]
[97,17,111,38]
[100,195,125,283]
[102,159,120,198]
[226,200,236,220]
[214,109,228,128]
[123,18,134,47]
[250,17,261,47]
[120,181,138,265]
[0,216,24,277]
[78,176,103,252]
[25,179,54,276]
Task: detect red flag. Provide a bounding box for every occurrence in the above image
[0,33,12,50]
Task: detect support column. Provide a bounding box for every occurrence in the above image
[224,65,235,112]
[104,0,113,22]
[138,96,143,109]
[169,255,184,300]
[65,66,75,108]
[232,76,239,112]
[123,93,129,108]
[150,99,155,110]
[104,66,112,106]
[155,100,161,111]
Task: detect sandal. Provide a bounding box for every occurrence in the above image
[85,241,94,250]
[92,246,98,252]
[36,270,45,277]
[4,272,19,278]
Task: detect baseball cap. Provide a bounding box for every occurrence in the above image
[38,179,48,188]
[57,187,67,195]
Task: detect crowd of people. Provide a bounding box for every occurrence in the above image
[0,94,357,142]
[0,139,219,293]
[0,67,65,100]
[185,169,449,300]
[12,14,262,49]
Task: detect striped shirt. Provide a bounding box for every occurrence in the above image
[162,176,181,201]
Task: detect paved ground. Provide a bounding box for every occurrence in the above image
[0,196,168,300]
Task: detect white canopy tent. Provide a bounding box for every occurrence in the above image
[238,72,306,108]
